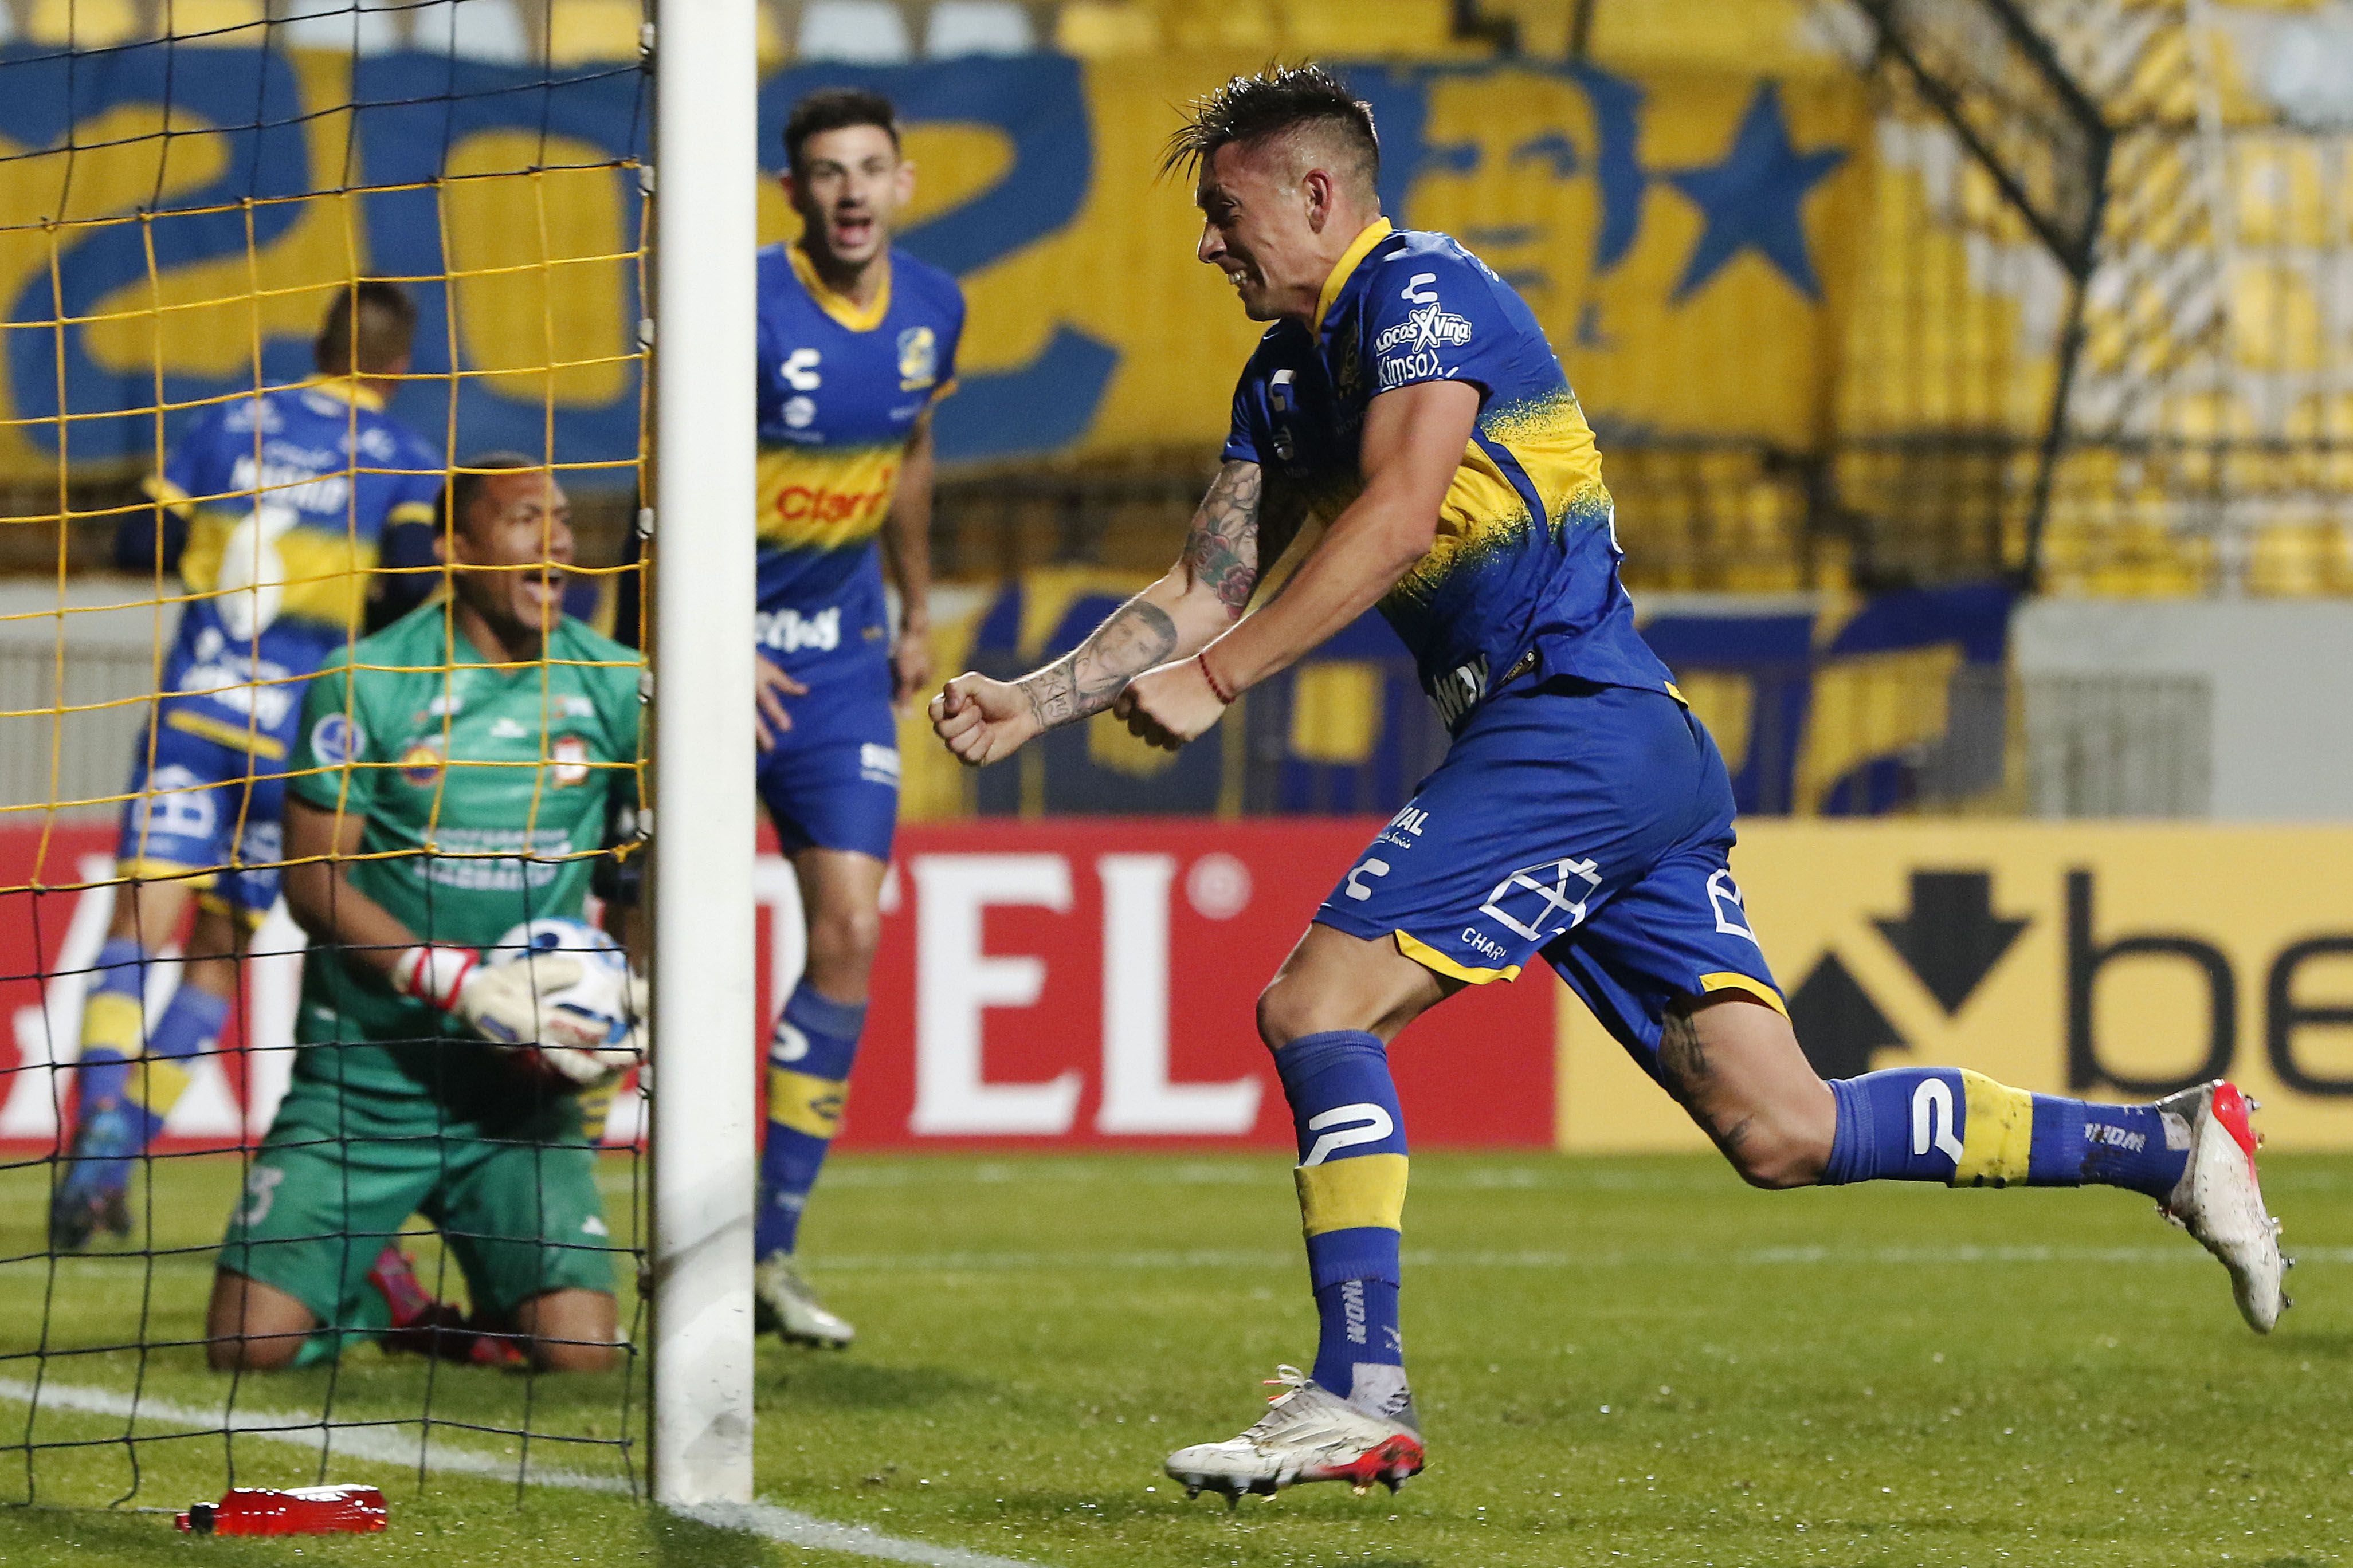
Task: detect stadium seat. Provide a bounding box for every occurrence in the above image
[2247,519,2348,596]
[280,0,402,54]
[1053,0,1156,56]
[925,0,1031,56]
[547,0,643,63]
[1164,0,1274,50]
[409,0,530,61]
[795,0,911,61]
[1281,0,1458,56]
[27,0,144,46]
[167,0,266,42]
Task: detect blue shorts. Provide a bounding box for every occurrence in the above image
[1314,679,1782,1076]
[755,646,899,862]
[116,705,292,925]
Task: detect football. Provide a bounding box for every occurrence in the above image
[484,917,640,1087]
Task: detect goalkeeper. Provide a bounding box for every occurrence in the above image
[206,456,644,1373]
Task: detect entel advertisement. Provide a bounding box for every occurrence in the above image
[5,821,2353,1153]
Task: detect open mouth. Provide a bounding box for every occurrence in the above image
[519,572,565,616]
[830,212,875,250]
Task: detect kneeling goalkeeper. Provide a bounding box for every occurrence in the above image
[207,455,645,1373]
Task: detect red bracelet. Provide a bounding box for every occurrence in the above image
[1197,650,1237,706]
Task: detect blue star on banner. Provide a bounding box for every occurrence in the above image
[1664,81,1846,302]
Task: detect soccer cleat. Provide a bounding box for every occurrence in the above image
[1164,1366,1425,1504]
[48,1101,139,1252]
[2156,1080,2289,1333]
[367,1247,527,1367]
[754,1254,856,1349]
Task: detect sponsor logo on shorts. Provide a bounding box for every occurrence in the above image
[1706,867,1760,946]
[757,606,841,655]
[859,742,901,787]
[1477,855,1602,944]
[309,712,363,767]
[1461,927,1510,964]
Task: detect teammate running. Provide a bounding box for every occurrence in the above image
[931,65,2287,1500]
[51,284,442,1251]
[207,457,642,1371]
[748,87,963,1349]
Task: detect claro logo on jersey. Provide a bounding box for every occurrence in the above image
[772,467,900,529]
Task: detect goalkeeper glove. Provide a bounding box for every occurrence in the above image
[531,969,649,1088]
[393,944,582,1048]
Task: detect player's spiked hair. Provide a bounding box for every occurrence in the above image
[1160,63,1380,188]
[784,87,903,173]
[313,279,415,378]
[438,452,542,544]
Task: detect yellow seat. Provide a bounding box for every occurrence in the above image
[1163,0,1275,50]
[1280,0,1456,56]
[29,0,144,45]
[164,0,265,42]
[547,0,644,64]
[1053,0,1158,56]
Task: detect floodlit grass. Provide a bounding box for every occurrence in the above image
[0,1148,2348,1565]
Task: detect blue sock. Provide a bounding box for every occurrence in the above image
[755,981,864,1260]
[124,984,231,1143]
[73,937,148,1110]
[1822,1068,2189,1198]
[1274,1030,1410,1419]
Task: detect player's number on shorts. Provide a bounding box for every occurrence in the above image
[1911,1079,1965,1166]
[237,1165,287,1227]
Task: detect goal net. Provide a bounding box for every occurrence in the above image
[0,0,662,1508]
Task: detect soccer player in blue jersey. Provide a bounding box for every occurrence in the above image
[50,284,442,1251]
[750,88,963,1348]
[933,66,2287,1499]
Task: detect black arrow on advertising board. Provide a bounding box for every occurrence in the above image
[1787,953,1907,1081]
[1871,870,2029,1017]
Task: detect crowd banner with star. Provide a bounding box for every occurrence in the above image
[0,47,1870,481]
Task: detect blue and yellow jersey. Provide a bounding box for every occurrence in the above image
[1223,220,1673,724]
[755,242,962,658]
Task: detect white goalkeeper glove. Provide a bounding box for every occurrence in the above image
[530,969,649,1089]
[393,944,586,1047]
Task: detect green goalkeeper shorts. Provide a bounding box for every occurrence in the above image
[217,1084,618,1338]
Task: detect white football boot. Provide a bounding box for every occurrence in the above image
[1164,1367,1425,1506]
[754,1255,856,1349]
[2155,1080,2290,1333]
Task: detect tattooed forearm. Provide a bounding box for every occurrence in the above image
[1183,461,1265,616]
[1018,599,1180,730]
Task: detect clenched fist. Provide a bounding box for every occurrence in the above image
[928,674,1043,767]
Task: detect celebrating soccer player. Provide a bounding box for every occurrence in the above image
[49,284,442,1251]
[206,457,643,1372]
[747,88,963,1349]
[931,65,2286,1500]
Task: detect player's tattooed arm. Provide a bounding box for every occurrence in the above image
[1017,599,1181,729]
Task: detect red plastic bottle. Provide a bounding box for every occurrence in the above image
[175,1484,389,1535]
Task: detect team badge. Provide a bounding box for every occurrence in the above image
[550,734,590,786]
[897,325,938,391]
[309,712,363,767]
[399,736,445,787]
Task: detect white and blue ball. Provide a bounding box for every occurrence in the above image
[487,917,634,1050]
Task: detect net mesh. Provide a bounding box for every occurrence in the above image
[0,0,652,1508]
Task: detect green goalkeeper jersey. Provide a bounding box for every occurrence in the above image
[284,602,644,1127]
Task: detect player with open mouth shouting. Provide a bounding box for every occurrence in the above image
[932,63,2287,1503]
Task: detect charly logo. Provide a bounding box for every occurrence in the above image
[897,325,938,391]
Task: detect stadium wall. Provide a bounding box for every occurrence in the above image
[9,818,2353,1155]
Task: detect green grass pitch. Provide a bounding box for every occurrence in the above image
[0,1148,2346,1566]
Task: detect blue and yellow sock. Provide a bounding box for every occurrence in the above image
[1822,1068,2189,1198]
[1275,1029,1410,1420]
[73,937,149,1112]
[121,984,229,1141]
[755,981,863,1260]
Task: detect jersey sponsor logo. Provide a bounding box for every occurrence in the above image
[1372,303,1473,357]
[784,396,817,430]
[1376,805,1428,850]
[399,736,445,787]
[859,742,900,787]
[1343,856,1390,901]
[491,716,529,739]
[756,605,842,655]
[551,734,590,785]
[309,712,363,767]
[771,478,896,528]
[781,349,822,391]
[1461,926,1510,964]
[1378,350,1450,391]
[228,454,354,518]
[1477,855,1602,944]
[1400,271,1441,305]
[179,630,299,728]
[896,326,938,391]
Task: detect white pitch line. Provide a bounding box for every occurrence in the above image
[803,1243,2353,1272]
[0,1379,1042,1568]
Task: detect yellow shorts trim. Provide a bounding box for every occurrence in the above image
[1954,1070,2034,1188]
[767,1067,848,1141]
[113,856,218,891]
[163,709,288,761]
[1394,930,1522,985]
[1698,971,1789,1018]
[195,890,273,930]
[1295,1152,1409,1237]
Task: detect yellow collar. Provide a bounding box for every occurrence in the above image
[1313,218,1394,336]
[789,241,892,332]
[308,376,385,412]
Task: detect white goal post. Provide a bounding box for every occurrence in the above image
[650,0,761,1508]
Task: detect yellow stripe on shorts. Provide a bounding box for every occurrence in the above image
[1295,1152,1408,1237]
[1954,1069,2034,1188]
[767,1067,848,1140]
